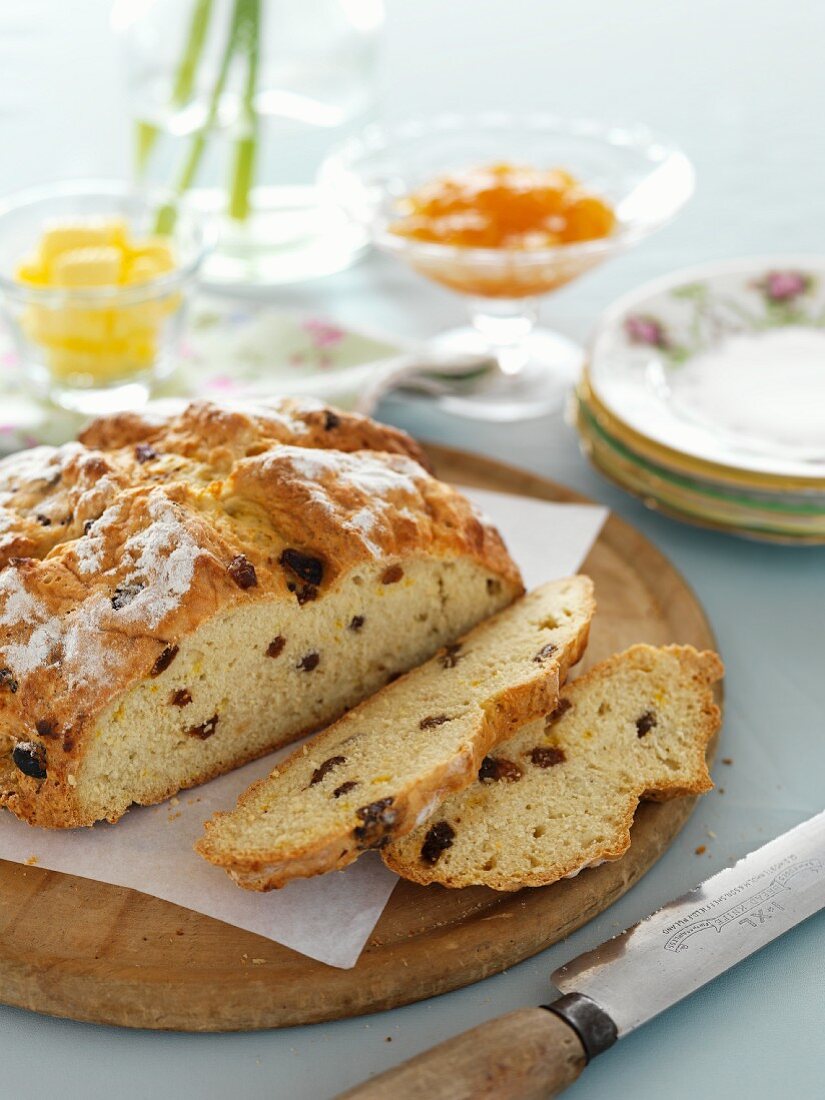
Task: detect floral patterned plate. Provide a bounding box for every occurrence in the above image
[587,256,825,484]
[574,387,825,543]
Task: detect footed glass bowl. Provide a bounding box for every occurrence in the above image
[322,114,694,420]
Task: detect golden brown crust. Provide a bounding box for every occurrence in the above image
[0,399,521,828]
[78,397,434,472]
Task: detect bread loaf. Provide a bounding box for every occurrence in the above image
[196,577,595,889]
[0,399,522,827]
[383,645,723,889]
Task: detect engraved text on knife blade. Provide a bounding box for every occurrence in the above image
[552,811,825,1036]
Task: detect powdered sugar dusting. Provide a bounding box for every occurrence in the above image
[267,447,424,555]
[0,569,74,679]
[224,399,312,435]
[0,488,205,687]
[0,568,48,630]
[117,491,203,629]
[281,447,420,499]
[75,499,120,574]
[76,489,204,628]
[347,507,381,555]
[0,442,84,491]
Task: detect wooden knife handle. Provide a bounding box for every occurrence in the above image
[337,1007,587,1100]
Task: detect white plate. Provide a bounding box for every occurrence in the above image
[588,256,825,480]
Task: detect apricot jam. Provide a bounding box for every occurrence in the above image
[391,163,616,250]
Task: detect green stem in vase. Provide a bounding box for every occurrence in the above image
[136,0,215,180]
[135,119,161,179]
[227,0,261,222]
[172,0,215,105]
[153,0,245,235]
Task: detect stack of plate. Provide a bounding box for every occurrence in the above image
[574,257,825,544]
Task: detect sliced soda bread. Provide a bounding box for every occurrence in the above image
[196,576,595,889]
[382,644,723,890]
[0,398,523,828]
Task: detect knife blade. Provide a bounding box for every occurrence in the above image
[339,810,825,1100]
[550,808,825,1041]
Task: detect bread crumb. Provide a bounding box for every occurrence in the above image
[170,796,180,806]
[707,829,717,839]
[722,757,733,766]
[695,845,707,855]
[385,1036,392,1042]
[25,854,38,866]
[168,811,181,821]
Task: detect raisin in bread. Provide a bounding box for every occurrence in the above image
[0,399,523,828]
[383,645,723,890]
[196,577,595,889]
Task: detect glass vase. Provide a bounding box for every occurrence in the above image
[116,0,383,288]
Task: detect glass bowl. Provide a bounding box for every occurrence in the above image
[0,180,213,415]
[321,113,694,420]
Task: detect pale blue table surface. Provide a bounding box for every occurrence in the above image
[1,2,824,1097]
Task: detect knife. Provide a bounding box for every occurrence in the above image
[339,810,825,1100]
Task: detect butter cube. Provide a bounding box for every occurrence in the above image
[125,238,175,282]
[52,246,123,288]
[22,304,109,345]
[108,301,165,337]
[15,254,48,286]
[39,218,128,270]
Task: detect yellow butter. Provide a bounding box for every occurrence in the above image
[52,245,123,288]
[15,254,48,286]
[38,218,129,269]
[125,239,175,283]
[108,301,164,338]
[19,217,177,385]
[22,304,110,345]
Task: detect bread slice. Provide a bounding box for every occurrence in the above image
[382,644,723,890]
[196,576,595,889]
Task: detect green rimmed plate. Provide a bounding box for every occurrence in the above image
[574,389,825,544]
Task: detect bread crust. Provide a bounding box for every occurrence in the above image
[0,399,522,828]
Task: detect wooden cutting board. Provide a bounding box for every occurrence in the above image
[0,445,720,1031]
